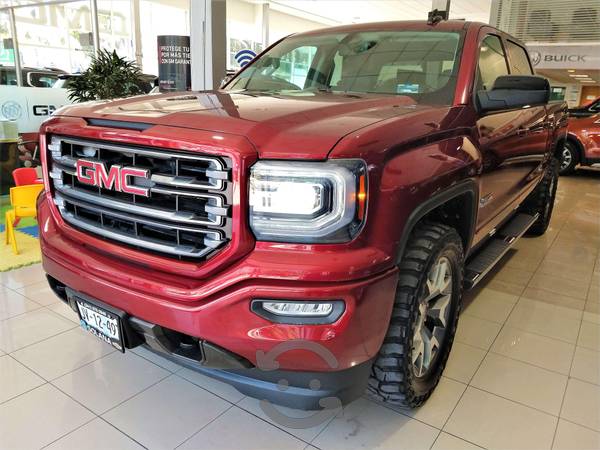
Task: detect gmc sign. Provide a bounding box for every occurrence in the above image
[76,159,150,197]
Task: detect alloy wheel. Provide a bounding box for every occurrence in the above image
[411,256,453,378]
[561,147,573,171]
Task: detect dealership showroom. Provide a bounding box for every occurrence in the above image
[1,0,600,449]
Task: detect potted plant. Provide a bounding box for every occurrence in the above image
[68,49,143,102]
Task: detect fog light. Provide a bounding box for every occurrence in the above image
[251,300,345,324]
[263,302,333,317]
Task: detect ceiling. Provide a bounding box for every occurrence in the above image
[269,0,493,25]
[536,68,600,86]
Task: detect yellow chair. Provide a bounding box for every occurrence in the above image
[5,184,44,255]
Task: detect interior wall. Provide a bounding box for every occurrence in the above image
[580,86,600,105]
[268,9,327,42]
[226,0,328,69]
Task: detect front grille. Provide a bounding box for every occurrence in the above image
[47,135,233,260]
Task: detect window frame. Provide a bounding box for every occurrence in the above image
[505,39,534,76]
[472,32,511,113]
[475,33,510,92]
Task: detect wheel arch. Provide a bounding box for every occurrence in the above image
[560,132,585,162]
[394,180,479,265]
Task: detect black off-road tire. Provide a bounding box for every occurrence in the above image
[559,141,578,175]
[522,157,559,236]
[368,222,464,407]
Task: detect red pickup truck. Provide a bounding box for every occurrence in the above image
[38,20,567,410]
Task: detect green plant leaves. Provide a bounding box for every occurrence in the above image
[67,49,144,102]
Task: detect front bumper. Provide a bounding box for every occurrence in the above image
[39,196,398,408]
[53,282,373,409]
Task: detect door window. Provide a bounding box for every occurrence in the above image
[28,72,59,88]
[476,35,509,91]
[506,41,533,75]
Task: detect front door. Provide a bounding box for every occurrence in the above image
[473,33,549,237]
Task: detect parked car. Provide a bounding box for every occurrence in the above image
[560,113,600,174]
[568,97,600,118]
[37,20,567,410]
[53,73,159,94]
[0,65,66,87]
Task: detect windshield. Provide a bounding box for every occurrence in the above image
[226,30,463,105]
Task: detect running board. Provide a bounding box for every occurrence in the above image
[464,213,539,289]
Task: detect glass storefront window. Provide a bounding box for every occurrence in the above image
[98,0,134,63]
[0,11,13,68]
[140,0,190,76]
[10,1,135,75]
[14,2,93,73]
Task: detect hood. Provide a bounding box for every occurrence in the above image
[57,90,443,159]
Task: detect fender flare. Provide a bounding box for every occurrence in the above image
[394,179,479,265]
[564,132,586,162]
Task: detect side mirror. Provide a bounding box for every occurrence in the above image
[477,75,550,113]
[26,71,35,87]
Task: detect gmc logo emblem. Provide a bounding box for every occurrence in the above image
[76,159,150,197]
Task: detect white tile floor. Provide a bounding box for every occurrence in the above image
[1,170,599,450]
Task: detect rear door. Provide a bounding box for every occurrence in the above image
[474,32,549,236]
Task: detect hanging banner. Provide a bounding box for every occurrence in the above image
[157,35,191,92]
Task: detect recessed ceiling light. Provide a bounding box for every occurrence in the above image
[567,69,576,73]
[581,80,596,83]
[572,74,590,78]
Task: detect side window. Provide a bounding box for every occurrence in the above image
[506,41,533,75]
[477,35,509,91]
[270,46,317,89]
[28,72,58,88]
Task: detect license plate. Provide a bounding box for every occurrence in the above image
[77,300,125,352]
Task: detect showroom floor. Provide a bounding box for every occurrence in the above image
[0,170,599,450]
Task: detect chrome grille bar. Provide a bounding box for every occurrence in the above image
[54,184,227,227]
[53,136,230,189]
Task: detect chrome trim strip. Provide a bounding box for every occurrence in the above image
[55,193,224,239]
[58,136,224,164]
[57,207,218,258]
[54,184,226,226]
[150,173,222,191]
[51,154,229,191]
[56,136,229,189]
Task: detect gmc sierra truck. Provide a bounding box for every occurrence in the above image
[38,20,567,410]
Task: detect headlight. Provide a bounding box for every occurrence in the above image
[249,160,367,243]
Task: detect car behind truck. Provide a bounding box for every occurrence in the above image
[38,20,567,410]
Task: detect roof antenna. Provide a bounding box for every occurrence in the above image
[428,0,450,25]
[427,9,447,25]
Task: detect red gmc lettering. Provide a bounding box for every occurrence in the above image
[97,164,122,191]
[120,167,150,196]
[75,160,149,197]
[75,159,96,185]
